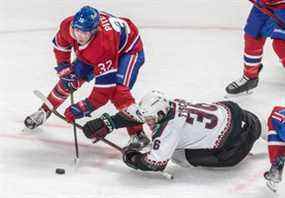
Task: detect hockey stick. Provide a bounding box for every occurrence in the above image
[70,91,80,165]
[33,90,123,152]
[248,0,285,29]
[33,90,174,180]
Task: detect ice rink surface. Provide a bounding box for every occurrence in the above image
[0,1,285,198]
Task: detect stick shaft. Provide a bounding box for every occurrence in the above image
[70,92,79,159]
[33,90,123,153]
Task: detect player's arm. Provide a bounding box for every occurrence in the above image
[81,104,144,139]
[122,122,179,172]
[52,18,73,64]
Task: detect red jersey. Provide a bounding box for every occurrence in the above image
[52,12,144,110]
[53,12,143,74]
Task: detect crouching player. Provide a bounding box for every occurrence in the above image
[264,106,285,192]
[82,91,261,172]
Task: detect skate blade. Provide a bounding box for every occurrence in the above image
[266,180,278,193]
[224,90,253,99]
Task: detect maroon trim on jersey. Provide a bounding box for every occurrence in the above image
[151,102,176,140]
[212,103,232,149]
[144,153,169,171]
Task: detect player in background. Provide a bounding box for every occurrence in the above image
[264,106,285,191]
[24,6,150,149]
[226,0,285,95]
[81,90,261,172]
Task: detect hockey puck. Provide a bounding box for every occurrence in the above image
[55,168,65,175]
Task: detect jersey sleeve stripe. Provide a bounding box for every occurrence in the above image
[52,38,72,52]
[268,130,278,135]
[118,26,128,53]
[125,34,140,53]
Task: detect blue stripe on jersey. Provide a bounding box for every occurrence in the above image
[95,71,117,85]
[268,134,284,142]
[119,26,127,50]
[243,55,262,64]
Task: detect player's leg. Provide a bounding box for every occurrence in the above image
[264,106,285,186]
[271,9,285,69]
[25,59,94,129]
[265,133,285,184]
[216,108,261,167]
[24,79,85,129]
[226,6,269,94]
[112,50,150,149]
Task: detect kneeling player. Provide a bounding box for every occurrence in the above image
[264,106,285,191]
[82,90,261,171]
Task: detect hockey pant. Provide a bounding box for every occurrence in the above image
[243,6,285,78]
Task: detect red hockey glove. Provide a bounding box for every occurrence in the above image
[64,99,94,123]
[55,62,81,91]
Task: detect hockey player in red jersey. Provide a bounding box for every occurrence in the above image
[24,6,150,149]
[81,90,261,172]
[264,106,285,191]
[226,0,285,94]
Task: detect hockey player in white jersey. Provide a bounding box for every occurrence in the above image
[82,90,261,171]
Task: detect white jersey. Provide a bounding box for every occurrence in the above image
[145,99,232,166]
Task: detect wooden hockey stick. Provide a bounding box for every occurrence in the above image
[248,0,285,28]
[70,91,80,165]
[33,90,123,152]
[33,90,174,180]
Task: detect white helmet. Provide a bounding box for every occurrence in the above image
[138,90,170,122]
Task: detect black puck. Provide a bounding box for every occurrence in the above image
[55,168,65,175]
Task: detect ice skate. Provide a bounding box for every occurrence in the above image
[24,109,51,129]
[225,75,259,96]
[127,131,150,150]
[264,157,284,193]
[225,64,263,97]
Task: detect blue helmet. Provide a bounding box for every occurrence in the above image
[72,6,100,32]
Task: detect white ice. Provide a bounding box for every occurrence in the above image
[0,0,284,198]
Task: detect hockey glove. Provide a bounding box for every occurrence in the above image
[55,62,81,91]
[122,147,143,170]
[64,99,94,123]
[83,113,115,141]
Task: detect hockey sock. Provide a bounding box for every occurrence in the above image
[243,33,266,79]
[268,143,285,164]
[43,80,76,111]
